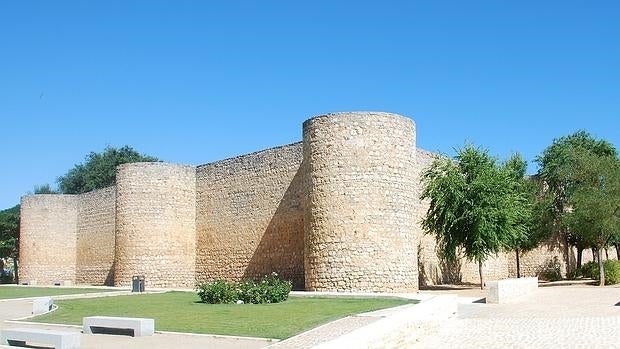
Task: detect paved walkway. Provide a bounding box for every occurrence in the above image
[416,286,620,349]
[2,286,618,348]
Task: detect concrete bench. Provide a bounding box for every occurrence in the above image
[0,328,80,349]
[32,297,54,315]
[83,316,154,337]
[486,277,538,304]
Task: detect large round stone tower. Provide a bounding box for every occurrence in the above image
[114,162,196,288]
[303,112,418,292]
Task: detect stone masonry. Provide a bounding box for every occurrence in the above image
[19,111,599,290]
[303,113,418,292]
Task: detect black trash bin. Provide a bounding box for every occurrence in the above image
[132,275,145,292]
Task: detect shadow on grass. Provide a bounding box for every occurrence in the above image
[420,283,480,291]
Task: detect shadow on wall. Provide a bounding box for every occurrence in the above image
[418,241,463,287]
[531,233,572,280]
[537,256,563,281]
[105,262,114,286]
[242,165,305,290]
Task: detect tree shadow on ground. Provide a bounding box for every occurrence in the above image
[419,282,480,291]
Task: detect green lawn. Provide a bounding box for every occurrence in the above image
[32,292,416,339]
[0,286,119,300]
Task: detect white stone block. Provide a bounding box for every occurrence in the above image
[83,316,154,337]
[486,277,538,304]
[0,328,80,349]
[32,296,54,315]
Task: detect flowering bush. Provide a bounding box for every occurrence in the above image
[197,279,237,304]
[197,273,292,304]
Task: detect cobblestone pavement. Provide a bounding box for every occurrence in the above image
[416,286,620,349]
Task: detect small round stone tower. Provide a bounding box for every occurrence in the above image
[114,162,196,288]
[303,112,418,292]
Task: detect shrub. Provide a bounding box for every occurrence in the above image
[605,260,620,285]
[538,257,563,281]
[575,260,620,285]
[260,272,292,304]
[579,261,599,279]
[237,279,265,304]
[0,273,13,284]
[197,279,237,304]
[197,273,292,304]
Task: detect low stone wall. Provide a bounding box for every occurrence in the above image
[312,295,457,349]
[486,277,538,304]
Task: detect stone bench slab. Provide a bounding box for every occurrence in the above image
[486,277,538,304]
[83,316,154,337]
[32,296,54,315]
[0,328,80,349]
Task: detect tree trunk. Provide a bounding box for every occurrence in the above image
[0,259,4,274]
[478,260,485,290]
[605,248,608,260]
[616,244,620,260]
[516,249,521,278]
[598,248,605,287]
[592,248,598,263]
[577,248,583,269]
[13,259,18,284]
[563,233,571,276]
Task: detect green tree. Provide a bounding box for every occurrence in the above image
[57,146,158,194]
[421,145,529,289]
[610,233,620,261]
[536,130,618,273]
[0,205,20,283]
[33,184,58,194]
[503,154,551,278]
[563,152,620,286]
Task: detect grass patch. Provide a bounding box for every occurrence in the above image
[0,286,119,300]
[32,292,416,339]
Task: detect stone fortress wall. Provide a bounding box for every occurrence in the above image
[303,114,418,292]
[76,186,116,285]
[114,163,196,288]
[20,111,603,290]
[20,195,79,285]
[195,143,305,289]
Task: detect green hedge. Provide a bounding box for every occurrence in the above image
[575,260,620,285]
[197,273,292,304]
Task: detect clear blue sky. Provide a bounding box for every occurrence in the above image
[1,1,619,209]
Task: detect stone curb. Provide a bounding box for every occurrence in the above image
[0,291,136,303]
[4,321,280,343]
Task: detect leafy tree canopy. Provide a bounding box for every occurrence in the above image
[536,130,617,210]
[33,184,58,194]
[503,154,549,252]
[57,146,158,194]
[564,152,620,248]
[535,131,618,255]
[0,205,20,260]
[421,145,529,265]
[563,151,620,285]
